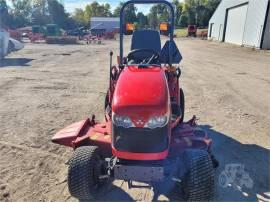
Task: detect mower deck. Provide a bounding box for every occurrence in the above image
[52,116,212,158]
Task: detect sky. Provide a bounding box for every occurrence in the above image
[64,0,120,13]
[7,0,175,14]
[63,0,158,14]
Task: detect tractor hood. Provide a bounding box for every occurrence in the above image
[112,65,169,118]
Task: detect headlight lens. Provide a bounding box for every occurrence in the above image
[112,113,133,128]
[112,112,170,129]
[145,115,169,129]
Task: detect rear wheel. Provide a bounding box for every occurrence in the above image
[68,146,104,200]
[179,88,185,123]
[182,149,215,201]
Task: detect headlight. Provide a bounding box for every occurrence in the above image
[145,114,169,129]
[112,113,134,128]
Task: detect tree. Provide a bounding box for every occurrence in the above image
[73,8,86,26]
[206,0,221,13]
[84,1,112,19]
[123,4,137,23]
[83,1,112,26]
[12,0,32,27]
[152,4,170,22]
[103,3,111,17]
[173,0,183,26]
[113,2,136,23]
[179,13,188,27]
[47,0,71,29]
[0,0,11,27]
[148,9,158,29]
[205,0,221,24]
[137,12,148,28]
[113,2,122,17]
[31,0,50,25]
[181,0,221,27]
[48,0,65,22]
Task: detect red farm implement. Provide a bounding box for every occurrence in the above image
[52,0,218,201]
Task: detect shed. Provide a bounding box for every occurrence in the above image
[208,0,270,49]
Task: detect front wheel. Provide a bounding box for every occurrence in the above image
[68,146,104,200]
[182,149,215,201]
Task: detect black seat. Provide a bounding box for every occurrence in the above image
[129,30,161,63]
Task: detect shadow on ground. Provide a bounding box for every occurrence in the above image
[0,58,33,67]
[204,125,270,202]
[80,125,270,202]
[79,184,133,202]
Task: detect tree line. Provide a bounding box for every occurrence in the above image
[73,0,221,28]
[0,0,76,29]
[0,0,221,30]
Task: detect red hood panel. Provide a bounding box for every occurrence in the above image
[112,66,169,117]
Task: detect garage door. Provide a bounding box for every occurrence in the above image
[225,4,248,45]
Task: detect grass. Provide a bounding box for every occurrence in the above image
[175,28,208,37]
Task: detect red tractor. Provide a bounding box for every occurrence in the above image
[52,0,218,201]
[187,25,197,37]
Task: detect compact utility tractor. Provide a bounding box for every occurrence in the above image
[52,0,218,201]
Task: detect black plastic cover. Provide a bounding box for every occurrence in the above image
[160,40,182,64]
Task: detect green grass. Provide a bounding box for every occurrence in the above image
[175,28,208,37]
[175,28,188,37]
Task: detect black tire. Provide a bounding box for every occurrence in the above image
[182,149,215,201]
[180,88,185,123]
[68,146,103,200]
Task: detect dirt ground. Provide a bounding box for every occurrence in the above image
[0,38,269,202]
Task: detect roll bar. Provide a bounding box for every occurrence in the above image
[119,0,175,65]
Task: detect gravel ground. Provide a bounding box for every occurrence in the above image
[0,38,269,202]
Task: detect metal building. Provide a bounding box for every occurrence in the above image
[90,17,120,34]
[208,0,270,49]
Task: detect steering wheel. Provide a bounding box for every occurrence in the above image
[127,49,160,64]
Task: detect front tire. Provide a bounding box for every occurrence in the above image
[182,149,215,201]
[68,146,104,200]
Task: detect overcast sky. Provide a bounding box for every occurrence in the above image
[7,0,177,14]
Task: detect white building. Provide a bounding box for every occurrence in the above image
[208,0,270,49]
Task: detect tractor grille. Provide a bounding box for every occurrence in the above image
[112,125,169,153]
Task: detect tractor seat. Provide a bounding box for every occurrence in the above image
[129,29,161,64]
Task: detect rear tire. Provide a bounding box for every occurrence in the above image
[182,149,215,201]
[179,88,185,123]
[68,146,103,200]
